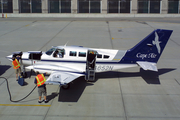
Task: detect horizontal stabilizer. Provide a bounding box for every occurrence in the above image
[137,61,158,72]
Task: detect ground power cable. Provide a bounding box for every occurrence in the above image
[0,77,37,102]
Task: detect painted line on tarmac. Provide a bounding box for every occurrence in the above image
[112,37,138,40]
[0,104,51,107]
[25,24,30,27]
[39,21,72,51]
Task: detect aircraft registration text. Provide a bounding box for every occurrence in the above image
[96,65,114,71]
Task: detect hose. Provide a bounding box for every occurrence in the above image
[0,77,37,102]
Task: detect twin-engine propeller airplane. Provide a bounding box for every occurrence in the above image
[7,29,173,89]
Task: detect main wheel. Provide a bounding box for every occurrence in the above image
[62,83,70,89]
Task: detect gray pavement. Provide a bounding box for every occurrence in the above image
[0,18,180,120]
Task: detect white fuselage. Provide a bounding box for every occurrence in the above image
[7,46,138,74]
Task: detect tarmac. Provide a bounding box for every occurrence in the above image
[0,17,180,120]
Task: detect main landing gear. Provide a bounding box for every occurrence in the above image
[61,83,70,89]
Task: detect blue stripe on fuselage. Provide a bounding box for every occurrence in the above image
[20,58,135,65]
[41,59,124,65]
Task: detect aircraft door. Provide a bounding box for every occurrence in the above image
[85,50,97,81]
[28,51,42,65]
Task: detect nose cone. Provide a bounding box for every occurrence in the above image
[6,54,13,61]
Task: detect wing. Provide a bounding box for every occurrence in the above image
[45,72,84,85]
[137,61,158,72]
[25,64,85,85]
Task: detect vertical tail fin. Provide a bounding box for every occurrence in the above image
[121,29,173,64]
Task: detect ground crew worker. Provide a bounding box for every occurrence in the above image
[12,55,21,81]
[34,71,48,103]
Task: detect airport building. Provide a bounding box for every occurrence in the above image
[0,0,180,17]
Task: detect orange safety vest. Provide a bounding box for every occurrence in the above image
[12,59,20,69]
[36,74,46,87]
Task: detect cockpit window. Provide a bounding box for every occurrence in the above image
[45,48,56,55]
[53,49,65,58]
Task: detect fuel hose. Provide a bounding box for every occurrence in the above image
[0,77,37,102]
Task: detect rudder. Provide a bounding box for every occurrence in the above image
[120,29,173,64]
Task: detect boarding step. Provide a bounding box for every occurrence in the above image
[85,70,95,81]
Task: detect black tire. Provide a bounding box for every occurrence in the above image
[62,83,70,89]
[21,72,27,78]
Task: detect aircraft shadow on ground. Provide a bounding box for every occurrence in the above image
[95,68,176,84]
[57,68,175,102]
[24,70,36,78]
[0,65,11,76]
[58,76,93,102]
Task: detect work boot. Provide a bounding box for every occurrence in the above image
[38,100,43,103]
[44,100,48,103]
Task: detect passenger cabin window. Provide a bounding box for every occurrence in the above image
[70,51,77,56]
[79,52,86,57]
[97,54,102,58]
[103,55,110,59]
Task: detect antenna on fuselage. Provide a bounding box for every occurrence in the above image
[64,41,69,47]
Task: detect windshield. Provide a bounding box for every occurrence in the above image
[45,48,56,55]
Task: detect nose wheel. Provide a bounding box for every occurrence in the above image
[22,72,27,78]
